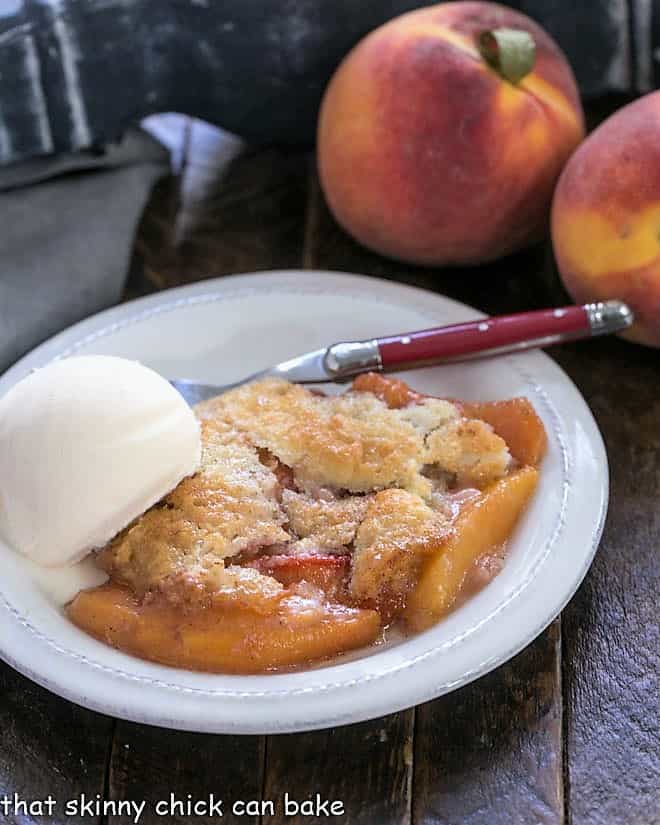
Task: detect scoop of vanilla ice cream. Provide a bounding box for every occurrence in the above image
[0,355,201,566]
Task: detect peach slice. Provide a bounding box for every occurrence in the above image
[405,466,539,631]
[67,584,380,674]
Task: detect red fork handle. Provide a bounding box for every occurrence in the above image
[377,305,592,368]
[322,301,633,380]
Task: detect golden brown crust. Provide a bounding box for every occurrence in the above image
[99,416,288,602]
[350,489,451,617]
[203,379,428,494]
[100,377,512,616]
[425,417,512,486]
[282,489,371,551]
[201,378,507,496]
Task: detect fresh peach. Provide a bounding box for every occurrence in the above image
[552,92,660,347]
[317,1,584,266]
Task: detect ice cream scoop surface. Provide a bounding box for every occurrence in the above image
[0,355,201,566]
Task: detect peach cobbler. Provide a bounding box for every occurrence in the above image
[67,373,546,673]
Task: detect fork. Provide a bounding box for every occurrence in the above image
[170,300,633,405]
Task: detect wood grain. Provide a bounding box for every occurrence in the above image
[4,97,658,825]
[258,165,418,825]
[263,714,415,825]
[304,171,566,825]
[414,622,563,825]
[106,725,264,825]
[0,662,113,825]
[109,118,310,825]
[552,336,660,825]
[120,105,659,824]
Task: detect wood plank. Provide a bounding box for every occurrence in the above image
[259,166,416,825]
[552,335,660,825]
[0,662,113,825]
[106,725,264,825]
[264,713,415,825]
[414,622,563,825]
[108,124,311,824]
[296,173,565,825]
[0,125,180,825]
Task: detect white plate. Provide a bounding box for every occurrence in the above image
[0,271,607,734]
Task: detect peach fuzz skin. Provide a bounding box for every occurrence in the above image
[317,2,584,267]
[552,91,660,347]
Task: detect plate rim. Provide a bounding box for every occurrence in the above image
[0,270,608,732]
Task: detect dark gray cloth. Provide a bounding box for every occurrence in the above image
[0,129,169,373]
[0,0,641,165]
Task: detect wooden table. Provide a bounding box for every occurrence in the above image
[2,102,658,825]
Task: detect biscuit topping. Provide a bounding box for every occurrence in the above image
[100,377,511,616]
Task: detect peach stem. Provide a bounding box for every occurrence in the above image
[477,27,536,84]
